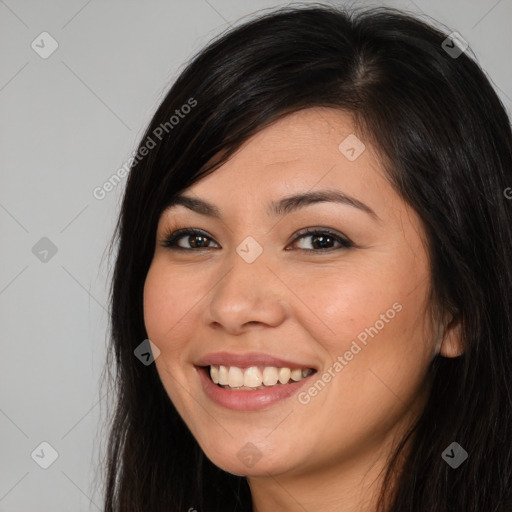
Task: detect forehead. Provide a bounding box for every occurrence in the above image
[187,107,384,198]
[240,107,359,162]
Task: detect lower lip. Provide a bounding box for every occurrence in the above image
[196,366,316,411]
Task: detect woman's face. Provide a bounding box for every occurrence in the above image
[143,107,449,482]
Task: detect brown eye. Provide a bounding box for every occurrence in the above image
[289,228,353,252]
[160,227,353,253]
[161,229,218,250]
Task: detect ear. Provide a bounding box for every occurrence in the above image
[438,314,464,358]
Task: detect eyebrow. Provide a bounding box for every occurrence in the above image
[163,190,379,221]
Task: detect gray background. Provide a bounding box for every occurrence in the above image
[0,0,510,510]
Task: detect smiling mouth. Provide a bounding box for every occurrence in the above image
[203,364,317,391]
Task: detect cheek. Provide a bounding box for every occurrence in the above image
[297,253,433,391]
[298,278,432,456]
[292,263,400,355]
[143,263,197,408]
[142,262,194,356]
[143,265,167,341]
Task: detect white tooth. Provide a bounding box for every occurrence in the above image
[210,365,219,384]
[244,367,263,388]
[290,368,303,381]
[302,368,312,378]
[278,367,291,384]
[262,366,278,386]
[228,366,244,387]
[218,365,229,385]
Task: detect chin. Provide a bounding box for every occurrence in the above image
[202,442,298,478]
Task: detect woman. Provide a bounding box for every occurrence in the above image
[102,3,512,511]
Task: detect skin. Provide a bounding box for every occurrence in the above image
[143,107,462,512]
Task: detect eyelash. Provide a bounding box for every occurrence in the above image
[160,227,353,253]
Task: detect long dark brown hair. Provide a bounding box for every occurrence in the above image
[100,3,512,511]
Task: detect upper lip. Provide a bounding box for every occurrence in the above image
[195,351,317,370]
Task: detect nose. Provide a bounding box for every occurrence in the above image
[205,245,289,335]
